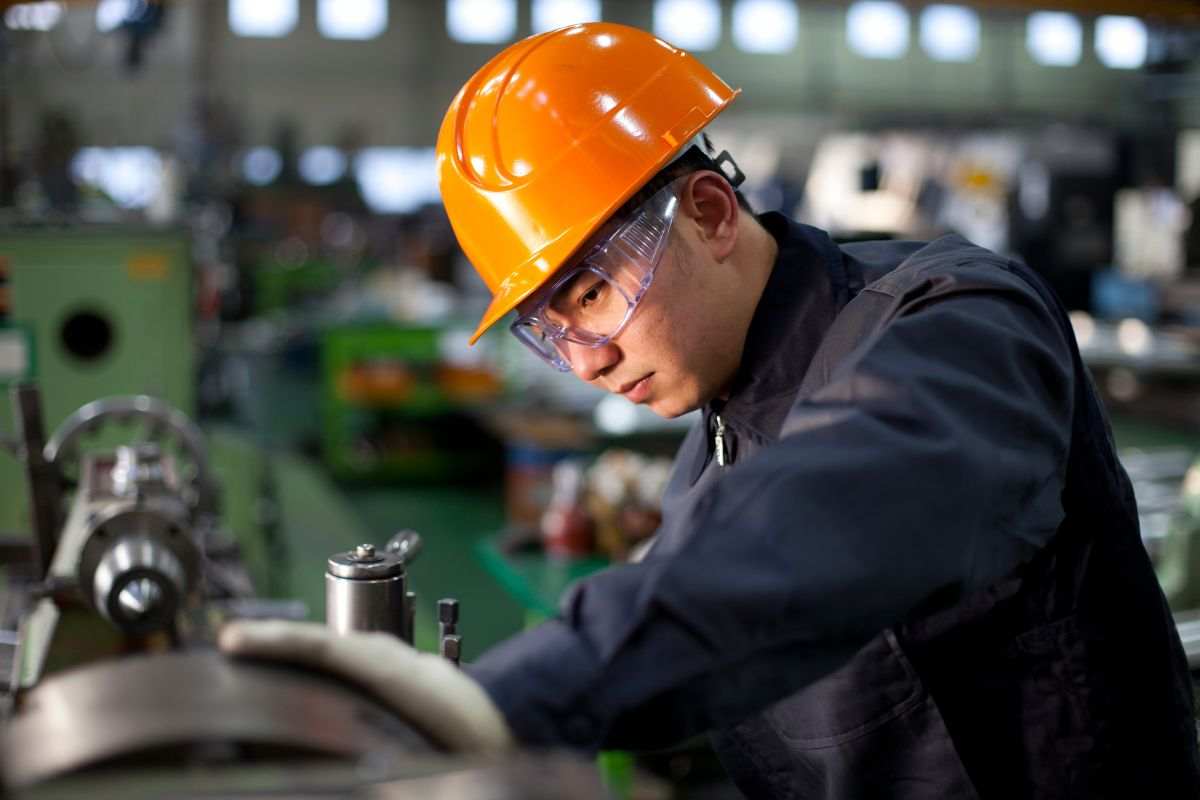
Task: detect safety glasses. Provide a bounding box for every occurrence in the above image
[511,177,684,372]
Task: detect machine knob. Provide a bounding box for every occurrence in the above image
[386,530,423,565]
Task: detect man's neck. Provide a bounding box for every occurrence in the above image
[715,214,780,401]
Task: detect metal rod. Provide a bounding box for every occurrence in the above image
[11,384,60,579]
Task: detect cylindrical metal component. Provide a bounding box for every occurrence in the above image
[91,532,187,635]
[438,597,459,639]
[12,383,62,578]
[325,544,407,637]
[404,590,417,645]
[440,634,462,667]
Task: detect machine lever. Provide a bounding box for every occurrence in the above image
[386,530,423,565]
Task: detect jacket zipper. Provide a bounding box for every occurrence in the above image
[714,414,728,467]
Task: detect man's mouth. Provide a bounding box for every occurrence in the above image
[618,374,653,403]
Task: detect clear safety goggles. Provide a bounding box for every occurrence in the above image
[511,177,684,372]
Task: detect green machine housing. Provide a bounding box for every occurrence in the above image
[0,227,194,533]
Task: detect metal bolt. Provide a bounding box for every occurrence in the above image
[353,543,376,561]
[438,598,459,628]
[441,634,462,667]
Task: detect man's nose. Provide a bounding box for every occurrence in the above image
[565,340,620,383]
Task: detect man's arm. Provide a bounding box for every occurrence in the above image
[469,268,1075,751]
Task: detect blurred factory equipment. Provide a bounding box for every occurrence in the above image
[0,384,627,797]
[0,226,193,548]
[321,323,504,482]
[325,530,423,643]
[4,387,249,687]
[0,227,192,423]
[1114,188,1190,282]
[540,460,593,558]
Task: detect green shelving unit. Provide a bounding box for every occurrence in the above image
[320,322,504,482]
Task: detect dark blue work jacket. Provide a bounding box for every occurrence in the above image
[470,213,1200,797]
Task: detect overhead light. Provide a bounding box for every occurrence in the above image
[919,4,979,63]
[229,0,297,38]
[1026,11,1081,67]
[242,147,283,186]
[1095,15,1147,70]
[1116,318,1152,357]
[71,147,164,209]
[299,147,348,186]
[446,0,516,44]
[732,0,798,54]
[653,0,721,51]
[532,0,601,34]
[846,1,909,60]
[318,0,387,40]
[354,148,440,214]
[4,2,63,31]
[96,0,133,33]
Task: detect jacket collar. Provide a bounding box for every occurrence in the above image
[710,212,855,441]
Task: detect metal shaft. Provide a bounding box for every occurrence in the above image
[404,590,416,645]
[440,634,461,668]
[438,598,460,666]
[325,573,407,637]
[11,384,61,578]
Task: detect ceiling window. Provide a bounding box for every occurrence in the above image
[653,0,721,51]
[732,0,798,54]
[532,0,601,34]
[299,147,348,185]
[96,0,133,32]
[242,147,283,186]
[446,0,516,44]
[1095,15,1147,70]
[229,0,297,38]
[1026,11,1081,67]
[846,1,909,60]
[318,0,387,40]
[354,148,440,214]
[4,2,63,31]
[919,4,979,62]
[71,148,164,209]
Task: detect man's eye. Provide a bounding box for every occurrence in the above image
[579,281,606,308]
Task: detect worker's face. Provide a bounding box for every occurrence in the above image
[553,174,748,418]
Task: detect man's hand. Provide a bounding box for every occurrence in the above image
[218,620,514,754]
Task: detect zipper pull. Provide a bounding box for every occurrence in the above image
[714,414,728,467]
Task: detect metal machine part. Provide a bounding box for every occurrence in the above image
[326,542,410,640]
[324,534,469,665]
[0,650,433,788]
[387,528,423,563]
[11,384,61,579]
[43,394,220,517]
[438,598,462,667]
[56,446,201,636]
[405,590,417,644]
[440,634,462,668]
[90,531,186,634]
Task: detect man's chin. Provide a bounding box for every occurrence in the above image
[647,396,702,420]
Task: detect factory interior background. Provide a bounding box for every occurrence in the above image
[4,0,1200,796]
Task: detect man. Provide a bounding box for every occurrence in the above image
[222,22,1200,797]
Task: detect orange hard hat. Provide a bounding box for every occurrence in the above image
[436,22,740,344]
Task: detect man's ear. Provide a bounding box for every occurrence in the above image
[679,171,739,261]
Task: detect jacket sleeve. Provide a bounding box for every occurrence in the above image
[468,268,1076,751]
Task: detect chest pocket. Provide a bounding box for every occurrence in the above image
[714,630,980,800]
